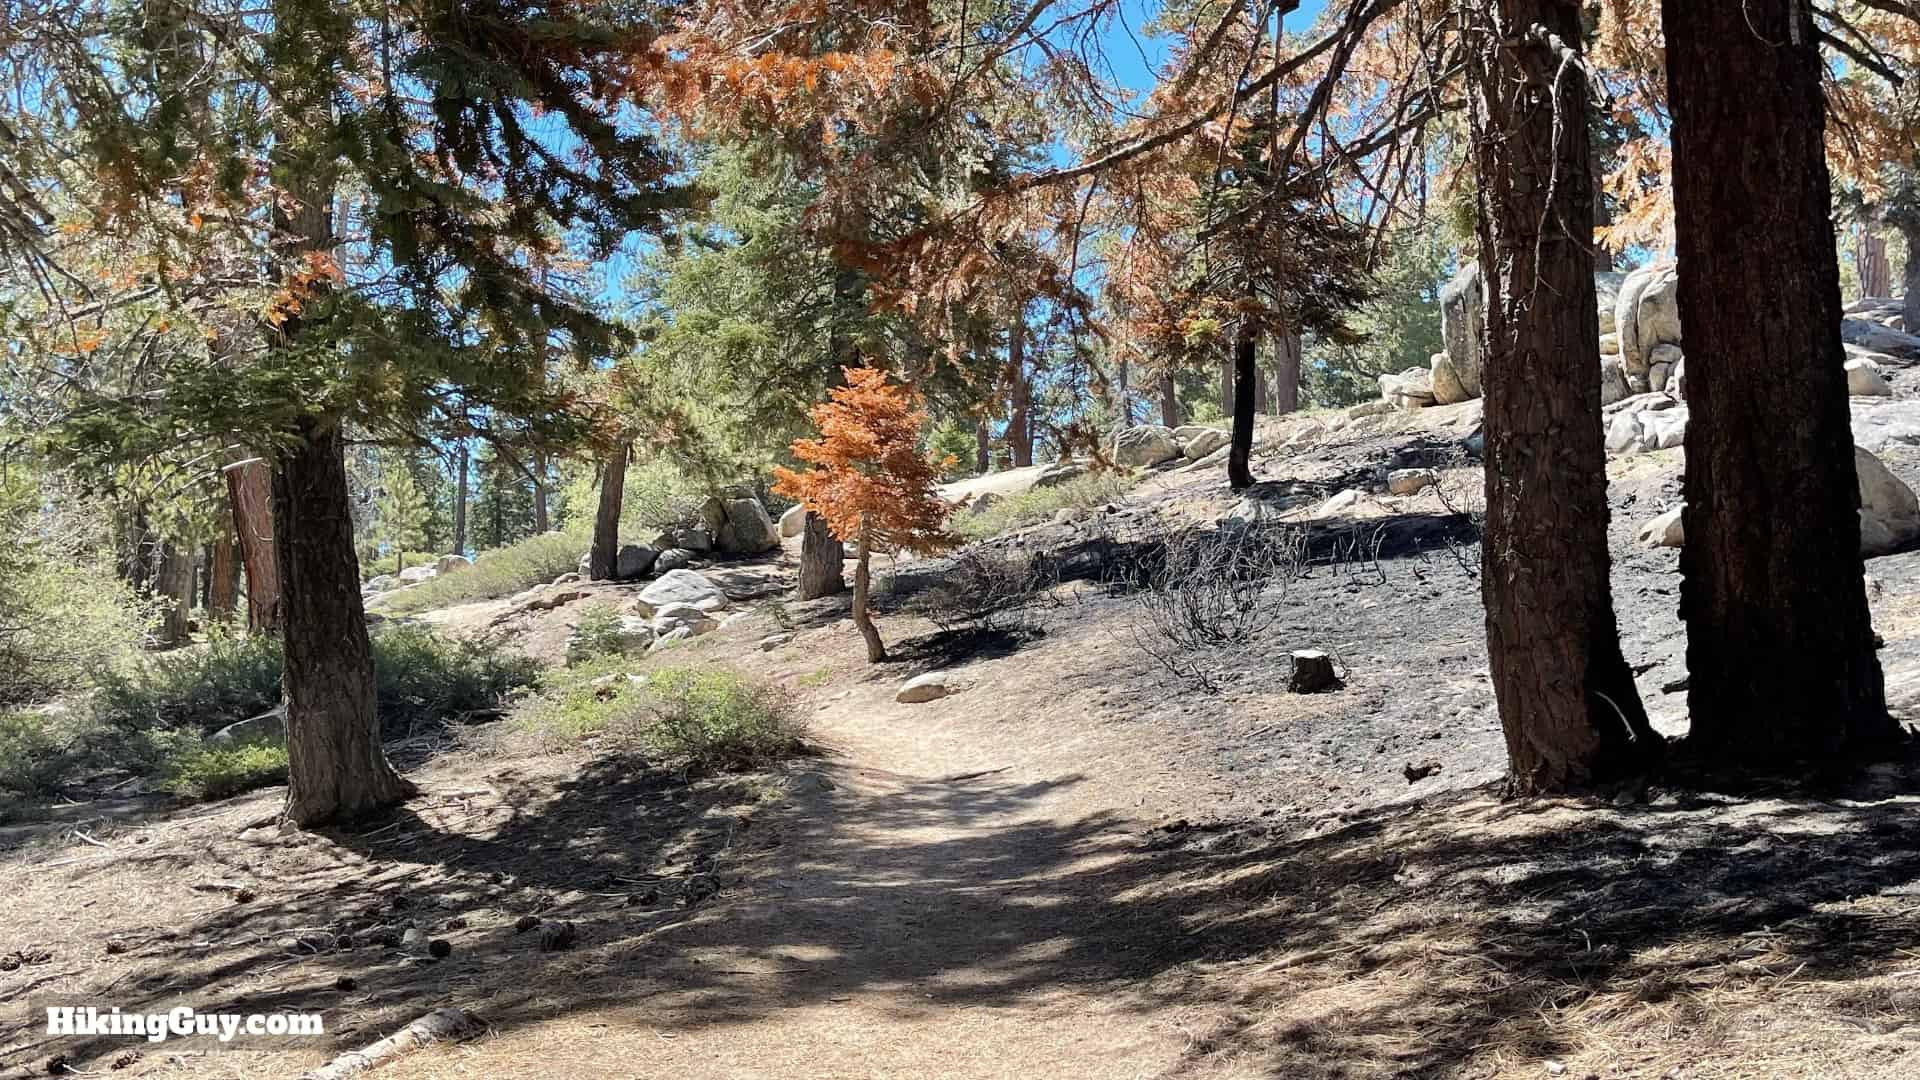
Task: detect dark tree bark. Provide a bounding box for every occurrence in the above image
[1272,329,1302,414]
[797,511,846,598]
[1467,0,1660,795]
[1158,372,1182,427]
[531,450,550,534]
[1217,354,1234,419]
[1006,309,1033,467]
[1227,320,1259,490]
[974,419,991,474]
[225,459,281,633]
[852,525,885,662]
[588,444,628,580]
[451,439,468,556]
[1900,220,1920,334]
[274,415,416,826]
[154,543,194,645]
[1856,227,1892,299]
[209,529,240,621]
[1664,0,1895,760]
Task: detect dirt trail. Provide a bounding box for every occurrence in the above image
[390,690,1236,1080]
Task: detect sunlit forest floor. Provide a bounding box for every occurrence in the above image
[7,402,1920,1079]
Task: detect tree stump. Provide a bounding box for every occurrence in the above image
[1288,650,1340,694]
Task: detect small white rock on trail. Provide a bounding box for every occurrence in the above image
[390,690,1243,1080]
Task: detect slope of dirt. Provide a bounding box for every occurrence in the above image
[8,401,1920,1079]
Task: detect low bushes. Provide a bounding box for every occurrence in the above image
[954,472,1137,540]
[1,624,536,799]
[378,530,586,614]
[514,662,806,772]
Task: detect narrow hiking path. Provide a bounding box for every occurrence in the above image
[384,686,1246,1080]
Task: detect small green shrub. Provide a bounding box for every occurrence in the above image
[567,602,627,665]
[645,668,806,771]
[379,530,587,614]
[372,624,542,731]
[954,471,1138,540]
[93,624,536,737]
[514,654,651,740]
[0,711,72,794]
[160,738,289,799]
[93,629,283,734]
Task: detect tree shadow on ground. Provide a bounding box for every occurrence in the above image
[16,743,1920,1076]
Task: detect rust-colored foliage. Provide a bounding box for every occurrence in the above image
[772,365,956,556]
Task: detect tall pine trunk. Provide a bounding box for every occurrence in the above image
[1228,320,1258,489]
[1898,219,1920,333]
[1006,308,1033,467]
[974,419,991,474]
[1272,329,1301,414]
[275,415,416,825]
[1159,373,1182,427]
[154,544,194,646]
[451,439,468,556]
[1663,0,1895,760]
[798,512,846,598]
[1467,0,1659,794]
[209,530,239,621]
[225,458,281,633]
[532,450,550,534]
[588,444,627,580]
[852,525,885,662]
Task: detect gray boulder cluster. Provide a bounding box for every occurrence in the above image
[1636,447,1920,558]
[363,552,471,598]
[1394,264,1920,413]
[562,568,739,659]
[1111,424,1231,467]
[580,491,782,583]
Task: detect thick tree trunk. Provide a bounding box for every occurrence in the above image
[852,526,885,662]
[154,544,194,645]
[1217,355,1234,419]
[451,440,468,556]
[225,459,281,633]
[1900,221,1920,334]
[588,444,627,581]
[798,512,846,599]
[1006,310,1033,468]
[974,419,991,474]
[119,506,152,592]
[1468,0,1660,795]
[1272,330,1302,414]
[1857,227,1892,299]
[1115,355,1135,426]
[209,530,239,621]
[1228,320,1259,490]
[1664,0,1895,760]
[531,451,550,534]
[1159,373,1182,427]
[274,415,415,826]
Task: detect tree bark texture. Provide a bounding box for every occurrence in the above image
[798,511,846,599]
[154,544,194,645]
[209,530,240,621]
[1228,320,1259,490]
[1467,0,1660,794]
[1664,0,1895,759]
[1006,310,1033,468]
[1272,329,1302,415]
[225,458,281,633]
[273,415,416,826]
[588,444,628,581]
[975,419,991,474]
[852,526,885,663]
[452,439,468,556]
[1159,373,1182,427]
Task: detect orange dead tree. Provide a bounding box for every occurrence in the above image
[774,366,955,662]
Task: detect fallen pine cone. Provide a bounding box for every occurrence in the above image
[538,922,577,952]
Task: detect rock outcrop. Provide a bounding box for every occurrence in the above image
[1113,425,1181,467]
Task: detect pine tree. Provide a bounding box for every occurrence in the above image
[774,367,956,662]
